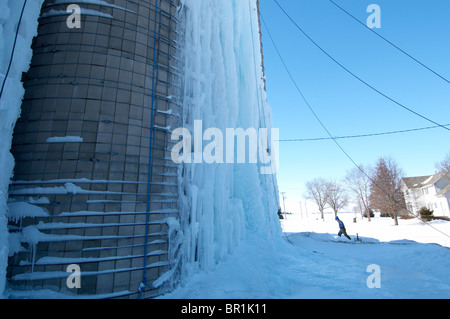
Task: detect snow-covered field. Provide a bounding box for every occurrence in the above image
[161,212,450,299]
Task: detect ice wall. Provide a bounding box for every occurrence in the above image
[0,0,44,296]
[176,0,281,280]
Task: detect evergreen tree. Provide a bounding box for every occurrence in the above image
[418,207,434,222]
[369,157,405,225]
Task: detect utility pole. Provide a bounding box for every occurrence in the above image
[281,192,287,220]
[298,201,303,219]
[304,201,308,219]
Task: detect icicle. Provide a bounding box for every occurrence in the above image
[21,226,42,273]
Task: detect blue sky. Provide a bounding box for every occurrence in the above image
[259,0,450,213]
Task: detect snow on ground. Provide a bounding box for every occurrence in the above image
[160,212,450,299]
[284,211,450,248]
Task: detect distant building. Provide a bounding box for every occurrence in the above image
[401,171,450,218]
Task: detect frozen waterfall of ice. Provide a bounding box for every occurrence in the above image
[0,0,44,297]
[174,0,281,283]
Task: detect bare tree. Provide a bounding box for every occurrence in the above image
[305,178,330,220]
[344,165,372,221]
[369,157,405,225]
[327,181,349,217]
[435,151,450,172]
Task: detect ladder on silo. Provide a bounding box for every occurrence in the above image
[138,0,182,299]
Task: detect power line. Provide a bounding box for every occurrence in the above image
[140,0,160,298]
[327,0,450,86]
[278,123,450,142]
[261,13,364,173]
[260,13,450,240]
[272,0,450,132]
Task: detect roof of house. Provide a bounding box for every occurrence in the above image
[403,171,450,190]
[422,172,448,187]
[402,176,431,189]
[437,183,450,196]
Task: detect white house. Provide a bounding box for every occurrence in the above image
[401,171,450,218]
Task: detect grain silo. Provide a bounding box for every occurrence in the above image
[7,0,182,298]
